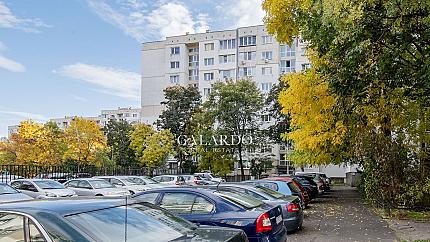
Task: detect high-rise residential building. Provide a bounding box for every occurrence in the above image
[141,25,311,174]
[141,25,310,126]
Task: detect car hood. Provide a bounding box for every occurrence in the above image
[171,226,247,242]
[97,188,129,195]
[0,193,33,203]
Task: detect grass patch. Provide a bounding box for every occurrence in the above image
[377,208,430,220]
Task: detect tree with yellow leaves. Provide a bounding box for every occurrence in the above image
[129,124,174,168]
[64,118,107,165]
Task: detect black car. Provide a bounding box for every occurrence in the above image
[293,176,318,200]
[0,198,248,242]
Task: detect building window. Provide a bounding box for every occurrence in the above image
[219,69,235,80]
[240,51,256,61]
[170,46,180,55]
[239,36,256,46]
[301,63,311,71]
[262,35,273,44]
[132,114,138,117]
[219,39,236,49]
[262,67,272,75]
[261,51,273,60]
[203,88,211,97]
[189,47,198,53]
[189,69,199,81]
[261,82,273,92]
[204,43,214,51]
[125,113,130,117]
[204,72,214,81]
[280,60,296,73]
[170,75,179,84]
[204,58,214,66]
[280,45,295,57]
[170,61,180,68]
[188,55,198,67]
[219,54,235,64]
[238,67,255,77]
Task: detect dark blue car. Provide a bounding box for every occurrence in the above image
[134,187,287,242]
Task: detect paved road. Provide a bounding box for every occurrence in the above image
[289,186,398,242]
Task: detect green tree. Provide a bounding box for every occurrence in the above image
[204,79,264,180]
[103,120,136,167]
[157,85,201,169]
[265,80,291,143]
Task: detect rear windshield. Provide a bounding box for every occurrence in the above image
[0,184,18,194]
[34,180,64,189]
[287,182,301,193]
[215,190,263,209]
[256,186,284,199]
[66,204,196,242]
[141,178,158,184]
[122,177,144,185]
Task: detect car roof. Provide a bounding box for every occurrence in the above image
[11,179,60,182]
[264,177,293,181]
[67,178,105,181]
[0,198,129,217]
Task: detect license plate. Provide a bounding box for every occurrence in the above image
[276,215,282,224]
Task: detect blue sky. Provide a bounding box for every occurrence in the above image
[0,0,264,137]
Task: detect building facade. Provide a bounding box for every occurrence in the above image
[141,25,312,175]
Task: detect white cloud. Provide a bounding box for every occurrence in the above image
[71,94,88,102]
[0,41,25,72]
[54,63,140,101]
[87,0,209,41]
[0,1,50,33]
[0,110,47,122]
[222,0,265,28]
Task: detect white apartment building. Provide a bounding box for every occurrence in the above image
[141,25,310,124]
[50,107,142,129]
[141,25,312,175]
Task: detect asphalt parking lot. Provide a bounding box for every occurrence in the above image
[289,186,398,242]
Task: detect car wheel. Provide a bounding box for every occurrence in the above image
[95,194,103,196]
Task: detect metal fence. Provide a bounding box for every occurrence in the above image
[0,165,249,183]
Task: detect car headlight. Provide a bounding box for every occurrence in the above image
[45,192,57,198]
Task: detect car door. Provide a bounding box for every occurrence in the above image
[74,180,93,196]
[158,192,215,225]
[0,212,48,242]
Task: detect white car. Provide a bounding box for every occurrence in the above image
[0,183,33,202]
[152,175,186,186]
[10,179,76,199]
[194,173,225,183]
[64,178,130,197]
[94,176,160,194]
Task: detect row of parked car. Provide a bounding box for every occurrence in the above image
[0,171,330,242]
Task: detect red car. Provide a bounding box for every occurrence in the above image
[264,177,310,206]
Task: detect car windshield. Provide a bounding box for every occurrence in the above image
[89,180,115,189]
[0,184,18,194]
[215,190,263,209]
[34,180,65,189]
[256,186,284,199]
[66,204,196,242]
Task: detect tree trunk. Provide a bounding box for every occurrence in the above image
[238,142,245,181]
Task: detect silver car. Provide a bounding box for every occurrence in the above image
[152,175,186,186]
[0,183,33,202]
[10,179,76,199]
[94,176,160,194]
[64,178,130,197]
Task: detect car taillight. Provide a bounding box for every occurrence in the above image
[287,203,300,212]
[256,212,272,233]
[175,180,180,185]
